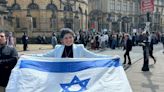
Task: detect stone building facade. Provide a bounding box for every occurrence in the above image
[0,0,14,33]
[7,0,88,38]
[152,0,164,32]
[88,0,140,33]
[138,0,164,32]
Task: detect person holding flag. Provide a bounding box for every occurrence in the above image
[6,28,132,92]
[42,28,109,58]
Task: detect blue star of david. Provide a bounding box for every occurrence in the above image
[60,75,90,92]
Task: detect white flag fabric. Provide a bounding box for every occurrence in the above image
[6,55,132,92]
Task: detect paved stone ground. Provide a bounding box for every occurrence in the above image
[126,50,164,92]
[16,44,52,52]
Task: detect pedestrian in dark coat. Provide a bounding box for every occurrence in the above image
[0,30,18,91]
[161,33,164,53]
[22,32,28,51]
[149,37,156,64]
[123,34,132,65]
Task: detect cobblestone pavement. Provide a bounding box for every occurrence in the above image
[18,44,162,65]
[126,50,164,92]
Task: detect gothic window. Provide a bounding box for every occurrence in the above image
[16,17,20,28]
[12,3,21,10]
[46,3,57,11]
[32,17,37,28]
[28,3,39,10]
[64,5,72,12]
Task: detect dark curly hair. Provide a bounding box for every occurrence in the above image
[60,28,75,39]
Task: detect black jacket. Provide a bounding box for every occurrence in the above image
[0,45,18,87]
[22,35,28,44]
[124,39,132,51]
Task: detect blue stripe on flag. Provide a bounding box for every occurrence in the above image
[20,58,121,73]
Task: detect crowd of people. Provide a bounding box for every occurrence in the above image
[72,30,164,51]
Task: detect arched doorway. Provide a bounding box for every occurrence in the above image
[89,10,103,32]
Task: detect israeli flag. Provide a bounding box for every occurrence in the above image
[6,55,132,92]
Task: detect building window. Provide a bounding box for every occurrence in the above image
[32,17,37,28]
[129,2,133,13]
[123,2,127,12]
[134,4,138,14]
[16,17,20,28]
[12,3,21,10]
[50,18,56,28]
[46,3,57,11]
[117,1,121,11]
[110,0,115,11]
[28,3,39,10]
[64,5,73,12]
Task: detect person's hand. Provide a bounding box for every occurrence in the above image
[138,43,145,46]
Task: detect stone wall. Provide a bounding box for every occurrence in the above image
[7,0,88,38]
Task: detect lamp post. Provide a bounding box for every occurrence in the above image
[141,12,151,72]
[60,0,76,29]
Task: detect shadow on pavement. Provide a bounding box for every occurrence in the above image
[141,72,159,92]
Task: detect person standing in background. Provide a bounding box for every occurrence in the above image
[149,33,156,64]
[123,34,132,65]
[22,32,28,51]
[6,32,15,47]
[51,32,58,48]
[161,33,164,53]
[0,30,18,92]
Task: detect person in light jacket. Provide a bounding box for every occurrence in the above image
[51,32,58,48]
[42,28,110,58]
